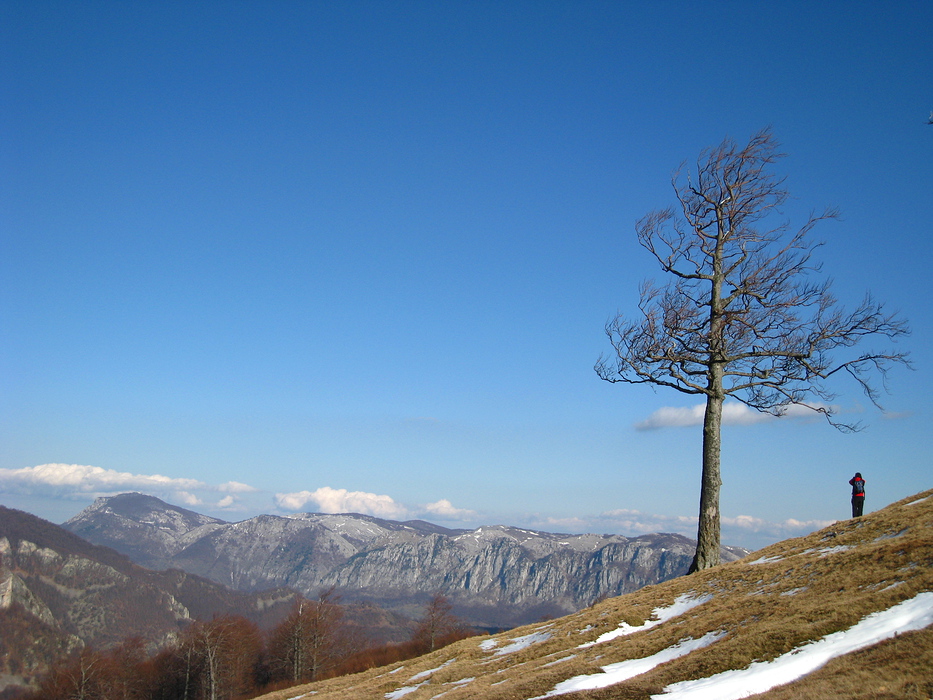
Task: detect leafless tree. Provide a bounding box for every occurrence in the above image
[596,129,910,572]
[269,586,346,683]
[183,614,261,700]
[411,594,468,653]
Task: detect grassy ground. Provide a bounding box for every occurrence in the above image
[256,488,933,700]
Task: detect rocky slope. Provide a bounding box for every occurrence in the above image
[64,493,747,628]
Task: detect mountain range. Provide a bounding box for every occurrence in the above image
[257,487,933,700]
[62,493,747,629]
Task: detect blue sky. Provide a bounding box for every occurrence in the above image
[1,1,930,551]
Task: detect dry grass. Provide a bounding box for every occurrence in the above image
[256,488,933,700]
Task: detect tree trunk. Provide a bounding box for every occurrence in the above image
[689,393,723,572]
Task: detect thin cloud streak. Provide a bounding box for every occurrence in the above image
[635,402,833,430]
[597,507,833,538]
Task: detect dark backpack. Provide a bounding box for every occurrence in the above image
[852,479,865,496]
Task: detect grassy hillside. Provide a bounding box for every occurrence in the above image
[257,489,933,700]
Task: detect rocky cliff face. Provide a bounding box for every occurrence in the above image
[65,494,747,628]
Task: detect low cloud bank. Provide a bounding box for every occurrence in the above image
[3,464,825,549]
[530,508,831,551]
[0,463,257,510]
[274,486,476,522]
[274,486,409,519]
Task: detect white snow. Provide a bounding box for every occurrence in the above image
[493,630,553,655]
[479,639,498,651]
[429,678,475,700]
[905,496,929,506]
[409,658,456,681]
[780,587,806,597]
[533,591,933,700]
[747,555,783,565]
[816,545,852,557]
[579,593,712,648]
[384,682,427,699]
[534,631,725,698]
[542,654,577,667]
[652,591,933,700]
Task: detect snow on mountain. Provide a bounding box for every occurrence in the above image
[64,493,746,628]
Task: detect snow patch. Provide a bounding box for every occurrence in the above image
[409,658,456,681]
[653,591,933,700]
[579,593,712,648]
[493,630,552,656]
[817,545,852,557]
[385,682,427,699]
[747,555,783,565]
[535,631,725,698]
[543,654,577,667]
[780,587,807,597]
[875,528,908,541]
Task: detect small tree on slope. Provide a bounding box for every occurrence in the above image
[595,129,910,572]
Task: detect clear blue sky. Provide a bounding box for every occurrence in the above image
[2,1,930,550]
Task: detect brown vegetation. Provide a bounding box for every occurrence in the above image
[8,586,474,700]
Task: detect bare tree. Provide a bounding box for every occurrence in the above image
[184,614,261,700]
[596,129,909,572]
[268,586,346,683]
[411,594,468,653]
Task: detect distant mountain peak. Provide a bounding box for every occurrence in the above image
[75,491,227,525]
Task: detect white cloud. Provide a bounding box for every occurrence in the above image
[0,463,207,495]
[0,464,260,515]
[218,481,258,493]
[540,516,589,530]
[597,508,698,535]
[635,401,831,430]
[274,486,410,519]
[274,488,479,523]
[175,491,203,506]
[423,499,476,520]
[722,514,835,535]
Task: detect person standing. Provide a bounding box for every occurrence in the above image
[849,472,866,518]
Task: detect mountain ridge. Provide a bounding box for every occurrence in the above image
[63,493,747,628]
